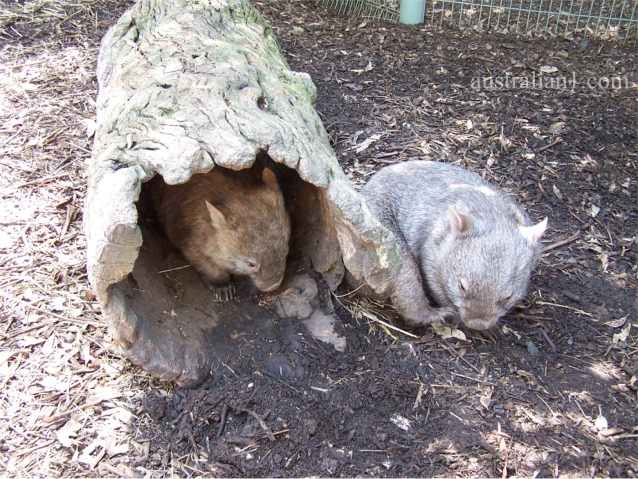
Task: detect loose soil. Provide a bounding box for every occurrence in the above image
[0,0,636,477]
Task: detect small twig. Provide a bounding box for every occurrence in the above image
[11,172,69,190]
[515,313,552,321]
[535,137,562,153]
[413,383,425,410]
[542,231,580,253]
[332,282,367,298]
[44,398,110,425]
[536,300,593,317]
[440,341,480,373]
[451,372,496,386]
[449,411,466,424]
[0,322,50,341]
[14,440,55,457]
[157,264,192,274]
[17,301,104,327]
[0,221,26,226]
[538,326,557,352]
[217,404,229,438]
[58,205,76,241]
[358,310,419,339]
[501,438,511,479]
[537,393,557,417]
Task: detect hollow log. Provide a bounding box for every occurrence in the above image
[85,0,400,386]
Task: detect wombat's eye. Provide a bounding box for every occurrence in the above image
[247,260,257,267]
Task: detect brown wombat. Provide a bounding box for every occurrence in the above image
[153,167,291,292]
[361,160,547,331]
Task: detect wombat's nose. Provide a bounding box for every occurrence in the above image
[463,317,499,331]
[446,315,463,327]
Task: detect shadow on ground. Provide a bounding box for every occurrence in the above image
[129,272,636,477]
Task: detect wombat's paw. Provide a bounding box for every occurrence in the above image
[429,306,457,324]
[208,283,238,302]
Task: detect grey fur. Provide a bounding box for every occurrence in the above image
[361,160,547,331]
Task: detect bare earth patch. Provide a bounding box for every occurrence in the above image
[0,0,636,476]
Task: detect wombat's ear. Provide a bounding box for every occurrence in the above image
[261,168,280,190]
[519,217,548,244]
[448,206,472,236]
[205,200,227,228]
[510,207,528,225]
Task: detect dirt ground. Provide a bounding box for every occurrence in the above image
[1,0,637,477]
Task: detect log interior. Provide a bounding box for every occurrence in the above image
[102,156,342,384]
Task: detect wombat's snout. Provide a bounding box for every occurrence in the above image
[254,274,285,292]
[462,316,500,331]
[458,302,502,330]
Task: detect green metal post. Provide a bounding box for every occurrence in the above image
[400,0,426,24]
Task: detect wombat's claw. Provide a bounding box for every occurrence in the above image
[432,307,457,325]
[209,284,237,302]
[445,313,463,327]
[479,329,499,341]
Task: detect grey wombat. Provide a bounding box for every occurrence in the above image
[362,161,547,331]
[153,167,291,292]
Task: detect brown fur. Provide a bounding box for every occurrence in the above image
[152,167,291,292]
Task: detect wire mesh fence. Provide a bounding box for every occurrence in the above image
[320,0,638,41]
[321,0,400,20]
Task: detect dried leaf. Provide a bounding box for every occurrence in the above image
[39,375,68,392]
[351,60,373,74]
[599,427,624,437]
[106,441,129,457]
[605,316,628,328]
[599,252,609,273]
[594,414,608,431]
[78,440,105,469]
[82,118,96,138]
[110,407,136,425]
[501,325,521,339]
[87,386,122,405]
[50,297,66,312]
[549,121,565,134]
[18,336,45,347]
[350,133,382,153]
[479,387,493,410]
[390,414,411,431]
[0,350,18,371]
[56,417,82,448]
[515,369,536,382]
[612,322,631,343]
[590,204,600,218]
[0,351,20,386]
[431,323,467,341]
